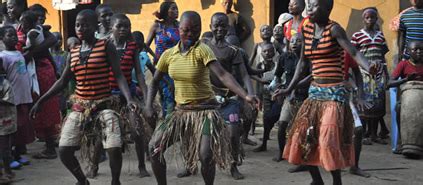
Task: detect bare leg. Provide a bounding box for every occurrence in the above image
[273,121,288,162]
[242,110,257,146]
[378,117,389,139]
[107,147,122,185]
[149,131,169,185]
[308,165,324,185]
[199,135,216,185]
[59,146,90,185]
[330,170,342,185]
[350,126,370,178]
[129,110,150,178]
[228,124,244,180]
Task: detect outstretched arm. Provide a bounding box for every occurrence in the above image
[332,24,373,73]
[208,60,259,105]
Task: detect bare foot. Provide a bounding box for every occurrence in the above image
[138,168,151,178]
[85,167,98,179]
[288,165,308,173]
[177,169,192,178]
[230,166,244,180]
[350,167,370,178]
[242,138,257,146]
[253,145,266,152]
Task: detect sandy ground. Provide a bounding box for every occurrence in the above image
[12,125,423,185]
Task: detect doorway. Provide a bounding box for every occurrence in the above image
[271,0,289,26]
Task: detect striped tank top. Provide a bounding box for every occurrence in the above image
[70,39,111,100]
[109,41,137,90]
[303,21,345,81]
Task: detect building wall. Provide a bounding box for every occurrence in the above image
[27,0,62,33]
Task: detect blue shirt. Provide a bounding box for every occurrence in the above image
[132,51,152,84]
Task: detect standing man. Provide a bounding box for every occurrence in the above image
[221,0,251,44]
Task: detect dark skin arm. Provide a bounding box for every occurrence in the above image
[30,54,73,118]
[249,44,259,66]
[24,30,57,60]
[350,66,371,111]
[146,22,159,48]
[133,48,148,98]
[398,30,405,61]
[144,70,164,118]
[331,24,373,73]
[146,61,156,75]
[106,42,136,106]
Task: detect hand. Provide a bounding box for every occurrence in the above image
[245,95,261,110]
[369,62,379,76]
[356,98,372,112]
[407,73,418,81]
[127,100,139,112]
[29,102,41,119]
[271,88,290,100]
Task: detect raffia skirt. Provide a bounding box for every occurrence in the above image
[150,100,231,173]
[283,83,355,171]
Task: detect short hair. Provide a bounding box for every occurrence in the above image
[0,25,15,38]
[211,12,229,24]
[76,9,98,26]
[20,10,38,24]
[95,4,112,15]
[132,31,144,41]
[111,13,130,26]
[180,11,201,25]
[29,3,48,14]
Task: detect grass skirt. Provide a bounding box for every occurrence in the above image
[283,83,354,171]
[153,103,231,173]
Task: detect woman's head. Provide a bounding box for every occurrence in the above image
[7,0,27,22]
[111,13,131,40]
[19,10,37,33]
[29,4,47,25]
[307,0,333,24]
[154,1,178,21]
[179,11,201,48]
[362,7,378,29]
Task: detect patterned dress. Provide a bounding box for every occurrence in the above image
[351,29,388,118]
[154,22,180,118]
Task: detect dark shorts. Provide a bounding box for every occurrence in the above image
[219,99,241,125]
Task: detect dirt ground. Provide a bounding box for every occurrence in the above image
[12,125,423,185]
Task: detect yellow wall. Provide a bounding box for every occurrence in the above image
[27,0,62,33]
[332,0,400,69]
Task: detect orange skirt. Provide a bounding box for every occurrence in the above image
[283,99,354,171]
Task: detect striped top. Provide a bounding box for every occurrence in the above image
[70,39,111,100]
[399,7,423,57]
[303,21,345,81]
[156,41,216,105]
[109,41,137,90]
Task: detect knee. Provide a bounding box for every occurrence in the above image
[199,150,213,164]
[59,146,76,160]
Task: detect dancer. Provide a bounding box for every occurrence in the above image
[204,12,256,180]
[351,7,389,145]
[30,10,137,185]
[144,11,258,185]
[279,0,375,184]
[272,33,310,165]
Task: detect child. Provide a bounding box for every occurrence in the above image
[389,41,423,86]
[30,9,136,185]
[5,0,27,28]
[399,0,423,60]
[95,4,114,40]
[132,31,155,78]
[66,36,80,50]
[283,0,308,42]
[351,7,389,145]
[0,60,16,184]
[271,33,310,165]
[249,24,274,67]
[0,26,34,170]
[252,43,282,153]
[272,25,285,55]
